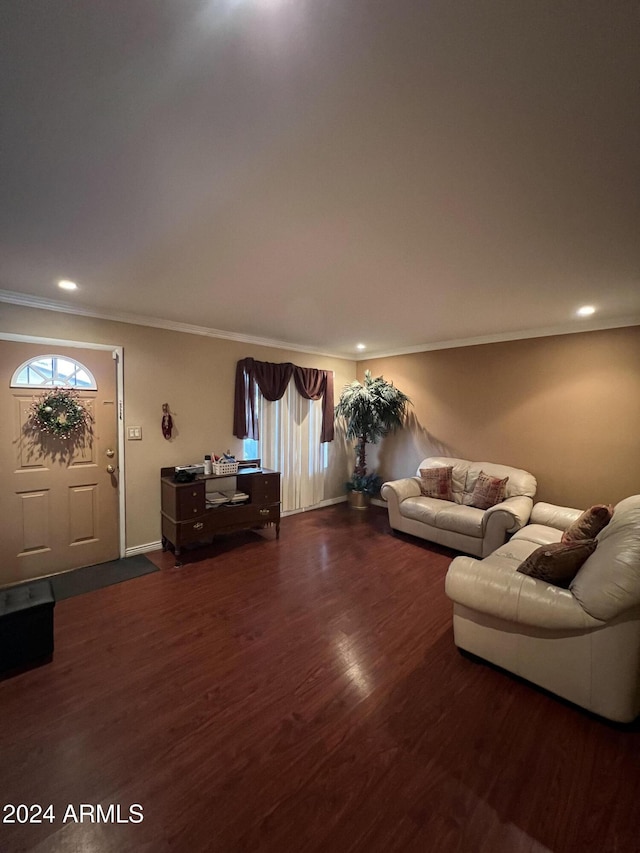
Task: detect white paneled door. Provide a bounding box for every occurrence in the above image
[0,341,120,586]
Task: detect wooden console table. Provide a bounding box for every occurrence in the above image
[160,463,280,565]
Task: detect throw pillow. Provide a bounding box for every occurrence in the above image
[419,466,453,501]
[464,471,509,510]
[517,539,597,588]
[561,504,614,545]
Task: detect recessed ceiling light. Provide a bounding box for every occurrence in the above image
[356,343,366,351]
[58,279,78,291]
[576,305,595,317]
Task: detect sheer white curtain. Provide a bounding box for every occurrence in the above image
[258,381,327,513]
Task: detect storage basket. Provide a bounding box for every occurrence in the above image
[213,460,239,475]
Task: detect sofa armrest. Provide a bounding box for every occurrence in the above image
[381,478,421,504]
[445,555,604,630]
[483,495,533,533]
[530,502,582,530]
[480,496,533,556]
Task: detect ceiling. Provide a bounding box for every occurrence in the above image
[1,0,639,360]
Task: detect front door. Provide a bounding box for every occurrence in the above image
[0,341,120,587]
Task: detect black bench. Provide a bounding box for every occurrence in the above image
[0,580,55,674]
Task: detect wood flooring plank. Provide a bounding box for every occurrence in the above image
[1,505,639,852]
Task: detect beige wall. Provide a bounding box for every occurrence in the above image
[3,303,638,548]
[0,304,355,550]
[360,326,640,508]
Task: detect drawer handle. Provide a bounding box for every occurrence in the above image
[192,491,198,497]
[259,508,270,516]
[193,522,204,530]
[193,508,199,514]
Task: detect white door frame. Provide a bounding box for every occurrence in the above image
[0,332,126,559]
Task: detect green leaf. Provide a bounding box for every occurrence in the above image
[335,373,411,480]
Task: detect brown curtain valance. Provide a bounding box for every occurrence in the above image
[233,357,334,443]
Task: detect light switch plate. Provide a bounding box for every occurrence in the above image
[127,426,142,440]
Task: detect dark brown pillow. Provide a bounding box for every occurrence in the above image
[561,504,614,545]
[419,466,453,501]
[464,471,509,510]
[517,539,597,588]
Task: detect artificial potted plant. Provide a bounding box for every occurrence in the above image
[335,370,411,509]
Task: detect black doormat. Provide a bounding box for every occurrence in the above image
[48,555,159,601]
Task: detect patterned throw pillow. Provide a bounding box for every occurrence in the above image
[517,539,597,588]
[419,466,453,501]
[561,504,614,545]
[464,471,509,510]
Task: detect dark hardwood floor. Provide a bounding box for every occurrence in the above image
[1,504,639,852]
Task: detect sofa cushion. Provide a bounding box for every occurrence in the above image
[512,524,564,547]
[530,502,582,531]
[400,496,451,527]
[400,497,484,537]
[491,538,541,565]
[464,461,537,500]
[517,539,598,588]
[561,504,614,544]
[464,471,509,510]
[419,466,453,500]
[436,504,485,537]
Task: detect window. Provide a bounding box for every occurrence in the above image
[244,384,329,513]
[243,437,260,460]
[11,355,97,390]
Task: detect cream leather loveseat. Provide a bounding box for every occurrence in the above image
[445,496,640,722]
[381,457,537,558]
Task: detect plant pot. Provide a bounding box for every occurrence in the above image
[347,490,369,510]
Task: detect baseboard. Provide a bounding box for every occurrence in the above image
[125,541,163,558]
[370,498,386,508]
[281,495,347,518]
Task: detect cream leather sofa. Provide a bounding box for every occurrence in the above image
[445,496,640,722]
[381,457,537,558]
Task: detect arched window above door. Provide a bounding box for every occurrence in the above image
[10,354,97,390]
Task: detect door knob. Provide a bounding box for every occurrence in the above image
[106,448,115,458]
[106,464,115,474]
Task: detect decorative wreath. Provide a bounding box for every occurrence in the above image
[29,387,94,439]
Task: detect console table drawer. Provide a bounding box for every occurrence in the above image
[251,504,279,523]
[243,473,280,503]
[176,484,206,518]
[212,503,280,524]
[177,517,211,544]
[162,480,206,520]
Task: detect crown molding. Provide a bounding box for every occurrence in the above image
[355,316,640,360]
[0,289,349,361]
[1,288,638,363]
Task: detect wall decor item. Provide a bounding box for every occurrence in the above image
[28,387,94,439]
[162,403,173,440]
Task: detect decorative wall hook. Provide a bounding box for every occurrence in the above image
[162,403,173,440]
